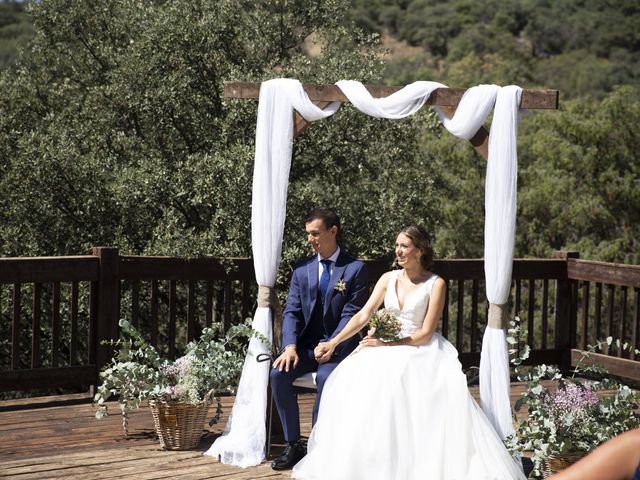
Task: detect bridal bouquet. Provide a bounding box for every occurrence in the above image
[351,308,401,356]
[367,308,402,341]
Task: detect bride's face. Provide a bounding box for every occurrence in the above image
[395,233,422,268]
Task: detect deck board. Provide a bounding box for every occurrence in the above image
[1,384,530,479]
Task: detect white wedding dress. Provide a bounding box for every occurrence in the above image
[292,271,525,480]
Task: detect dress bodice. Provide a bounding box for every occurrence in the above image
[384,270,439,339]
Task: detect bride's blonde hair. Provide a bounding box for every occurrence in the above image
[399,225,434,271]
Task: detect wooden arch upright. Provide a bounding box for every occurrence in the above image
[224,82,559,160]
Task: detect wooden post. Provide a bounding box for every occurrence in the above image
[554,251,580,371]
[93,247,120,378]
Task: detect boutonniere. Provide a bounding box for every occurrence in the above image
[334,279,347,294]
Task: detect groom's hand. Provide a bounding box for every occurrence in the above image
[273,345,299,372]
[314,342,334,364]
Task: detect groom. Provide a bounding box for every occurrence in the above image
[270,208,368,470]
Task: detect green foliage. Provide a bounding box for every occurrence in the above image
[517,86,640,263]
[506,317,640,478]
[1,0,639,268]
[372,0,640,98]
[0,0,435,268]
[94,318,266,422]
[0,1,32,71]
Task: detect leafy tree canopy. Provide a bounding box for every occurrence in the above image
[0,0,439,270]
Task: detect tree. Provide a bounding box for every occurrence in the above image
[517,86,640,264]
[0,0,439,266]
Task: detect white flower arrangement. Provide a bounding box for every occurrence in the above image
[94,318,268,426]
[505,316,640,477]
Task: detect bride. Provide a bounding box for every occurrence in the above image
[292,225,525,480]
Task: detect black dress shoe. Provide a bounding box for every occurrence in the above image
[271,442,306,470]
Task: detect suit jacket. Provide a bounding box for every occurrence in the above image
[281,250,369,356]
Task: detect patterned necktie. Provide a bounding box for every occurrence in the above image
[319,259,332,302]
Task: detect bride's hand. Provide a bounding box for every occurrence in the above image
[314,342,335,364]
[359,335,386,347]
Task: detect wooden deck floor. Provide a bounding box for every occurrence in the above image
[0,384,531,479]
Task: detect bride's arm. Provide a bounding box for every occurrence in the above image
[315,272,390,362]
[386,277,446,347]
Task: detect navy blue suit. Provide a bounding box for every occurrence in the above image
[270,250,368,443]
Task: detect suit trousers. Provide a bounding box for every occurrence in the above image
[270,347,341,443]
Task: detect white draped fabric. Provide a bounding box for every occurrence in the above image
[205,79,338,467]
[479,87,522,441]
[209,78,522,467]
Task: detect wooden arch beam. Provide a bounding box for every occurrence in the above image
[224,82,559,160]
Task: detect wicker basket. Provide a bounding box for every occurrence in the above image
[149,392,214,450]
[543,451,588,477]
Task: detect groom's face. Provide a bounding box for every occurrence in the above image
[306,218,338,258]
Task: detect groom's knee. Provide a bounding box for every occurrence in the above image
[270,367,292,389]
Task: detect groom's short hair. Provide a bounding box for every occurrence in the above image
[305,208,340,234]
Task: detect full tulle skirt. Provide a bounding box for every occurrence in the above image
[292,333,525,480]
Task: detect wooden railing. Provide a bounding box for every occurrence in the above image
[1,249,638,393]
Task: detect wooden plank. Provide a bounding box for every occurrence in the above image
[150,280,159,347]
[70,281,79,366]
[31,283,42,369]
[52,282,61,367]
[570,280,579,348]
[187,280,196,341]
[131,280,140,328]
[293,102,331,139]
[459,348,564,368]
[619,286,628,358]
[0,256,98,283]
[241,280,251,322]
[205,281,213,328]
[542,279,549,349]
[470,280,478,352]
[571,349,640,381]
[118,256,255,281]
[93,247,120,373]
[223,82,560,109]
[554,277,572,370]
[168,280,177,359]
[442,279,449,339]
[89,281,98,366]
[0,366,96,392]
[223,280,232,332]
[580,281,589,350]
[432,259,566,280]
[515,279,521,316]
[606,284,615,354]
[595,282,603,341]
[456,280,464,350]
[634,288,639,361]
[528,279,535,348]
[12,283,21,370]
[567,258,640,288]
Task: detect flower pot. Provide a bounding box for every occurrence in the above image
[543,451,588,477]
[149,394,213,450]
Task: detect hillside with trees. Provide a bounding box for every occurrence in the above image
[0,0,638,265]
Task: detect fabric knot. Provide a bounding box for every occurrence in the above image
[257,285,278,309]
[487,303,509,329]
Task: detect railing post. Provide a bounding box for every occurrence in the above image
[93,247,120,379]
[554,251,579,371]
